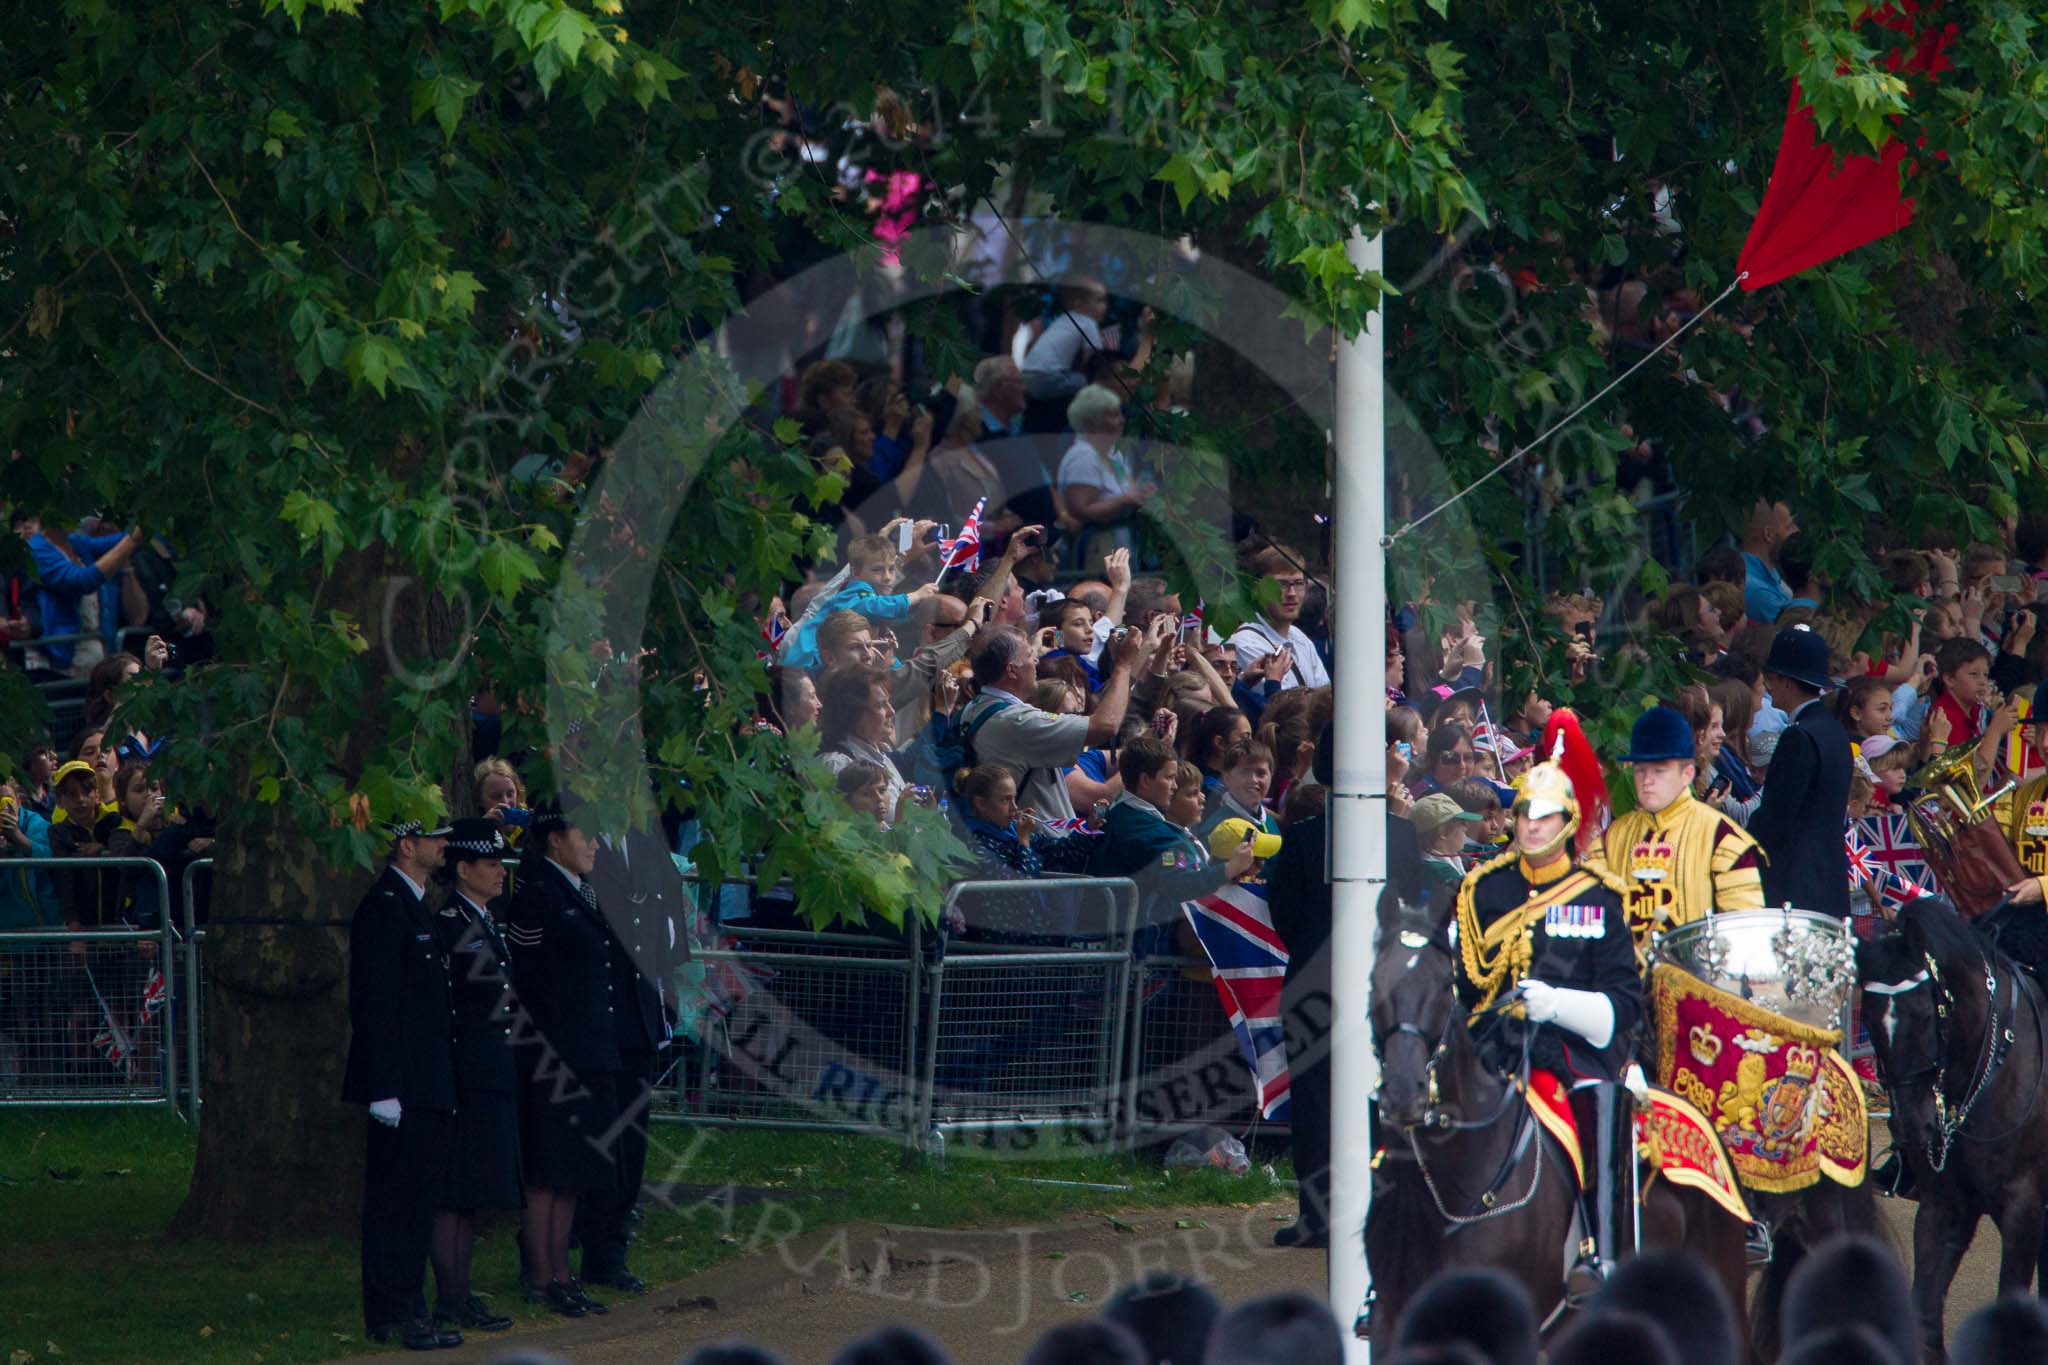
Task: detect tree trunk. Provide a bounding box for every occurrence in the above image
[172,538,467,1241]
[168,800,362,1240]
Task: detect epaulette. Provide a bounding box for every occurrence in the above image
[1468,845,1523,882]
[1577,859,1628,897]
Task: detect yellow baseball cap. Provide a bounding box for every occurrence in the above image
[1210,817,1281,861]
[53,760,96,789]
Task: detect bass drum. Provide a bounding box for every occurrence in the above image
[1649,908,1857,1032]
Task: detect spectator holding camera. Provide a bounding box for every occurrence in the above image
[1230,544,1331,692]
[959,618,1152,823]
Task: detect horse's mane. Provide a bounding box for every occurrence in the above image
[1375,897,1453,959]
[1902,896,1989,977]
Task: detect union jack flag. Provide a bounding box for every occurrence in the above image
[1181,602,1205,639]
[1182,880,1291,1120]
[1852,811,1940,909]
[936,498,985,577]
[139,968,167,1025]
[760,612,790,650]
[1044,817,1104,836]
[92,1025,135,1081]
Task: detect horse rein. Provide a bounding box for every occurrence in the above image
[1881,950,2024,1173]
[1380,943,1549,1226]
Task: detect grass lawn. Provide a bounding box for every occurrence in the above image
[2,1111,1287,1365]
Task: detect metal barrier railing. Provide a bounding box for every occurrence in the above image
[916,878,1137,1150]
[1124,953,1270,1141]
[180,858,213,1117]
[7,859,1288,1150]
[0,857,176,1111]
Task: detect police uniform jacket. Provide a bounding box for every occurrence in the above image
[504,858,622,1079]
[588,828,683,1059]
[434,892,522,1094]
[1453,850,1641,1083]
[341,867,458,1109]
[1601,788,1765,952]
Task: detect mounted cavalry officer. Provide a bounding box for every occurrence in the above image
[1451,715,1640,1292]
[1601,704,1765,952]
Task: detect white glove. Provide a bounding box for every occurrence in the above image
[1517,980,1615,1049]
[369,1098,402,1128]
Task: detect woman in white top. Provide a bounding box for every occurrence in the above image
[1056,384,1157,564]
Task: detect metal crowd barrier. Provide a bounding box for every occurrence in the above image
[0,857,177,1111]
[661,914,926,1140]
[915,878,1137,1149]
[1124,953,1269,1142]
[8,860,1285,1152]
[179,858,213,1117]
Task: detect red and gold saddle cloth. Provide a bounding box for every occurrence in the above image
[1521,1067,1752,1222]
[1651,963,1868,1194]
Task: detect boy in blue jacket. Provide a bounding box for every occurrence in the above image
[782,526,943,670]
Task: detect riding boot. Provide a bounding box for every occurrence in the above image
[1566,1080,1620,1298]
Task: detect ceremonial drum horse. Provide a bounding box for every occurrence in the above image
[1363,900,1748,1351]
[1857,897,2048,1363]
[1648,907,1881,1360]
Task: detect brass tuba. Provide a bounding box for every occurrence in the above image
[1901,743,2023,917]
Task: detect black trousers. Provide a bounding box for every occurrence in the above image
[1282,974,1332,1232]
[361,1108,454,1331]
[573,1048,655,1274]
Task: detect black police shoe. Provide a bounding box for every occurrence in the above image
[581,1266,648,1293]
[371,1318,459,1351]
[566,1278,610,1314]
[436,1295,513,1331]
[1272,1222,1329,1249]
[541,1281,588,1318]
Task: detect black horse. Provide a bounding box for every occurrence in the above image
[1364,901,1747,1353]
[1857,896,2048,1363]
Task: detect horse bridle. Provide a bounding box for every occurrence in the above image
[1380,936,1545,1225]
[1874,949,2023,1173]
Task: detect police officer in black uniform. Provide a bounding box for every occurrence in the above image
[503,808,619,1319]
[571,818,686,1293]
[428,819,522,1333]
[1451,759,1639,1293]
[342,817,463,1351]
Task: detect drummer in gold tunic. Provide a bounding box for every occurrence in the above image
[1453,750,1638,1289]
[1601,706,1765,952]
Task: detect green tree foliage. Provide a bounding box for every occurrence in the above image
[3,0,2043,917]
[5,0,2044,1243]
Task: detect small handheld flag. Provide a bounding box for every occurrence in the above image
[933,498,985,583]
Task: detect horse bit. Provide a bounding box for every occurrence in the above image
[1879,951,2016,1174]
[1386,990,1544,1227]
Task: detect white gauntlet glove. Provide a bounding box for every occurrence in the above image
[1517,980,1615,1049]
[369,1097,403,1128]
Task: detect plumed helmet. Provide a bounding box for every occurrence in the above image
[1514,708,1610,858]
